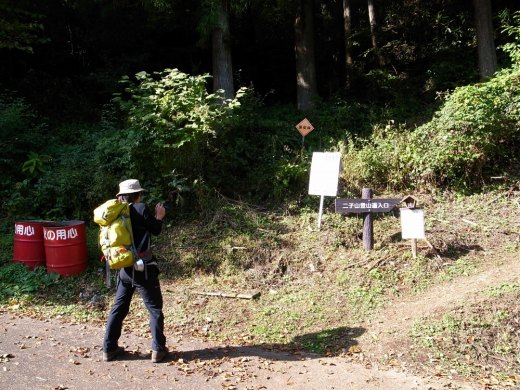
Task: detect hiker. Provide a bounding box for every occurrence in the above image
[102,179,168,363]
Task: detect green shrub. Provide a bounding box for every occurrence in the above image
[0,263,60,301]
[500,10,520,66]
[0,96,47,209]
[207,92,378,203]
[208,96,309,202]
[0,220,13,264]
[341,66,520,191]
[412,67,520,187]
[3,121,110,220]
[108,69,245,199]
[339,122,414,192]
[0,97,106,220]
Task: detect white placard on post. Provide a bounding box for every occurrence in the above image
[400,208,425,239]
[308,152,341,197]
[308,152,341,229]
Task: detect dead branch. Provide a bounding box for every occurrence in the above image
[366,255,393,272]
[195,291,261,300]
[425,239,443,261]
[462,219,478,226]
[346,257,372,269]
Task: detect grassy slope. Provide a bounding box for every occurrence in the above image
[1,184,519,388]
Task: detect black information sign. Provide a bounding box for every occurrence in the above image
[335,198,400,214]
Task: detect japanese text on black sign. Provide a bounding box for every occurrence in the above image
[335,198,400,214]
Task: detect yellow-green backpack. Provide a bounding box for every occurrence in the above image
[93,199,135,271]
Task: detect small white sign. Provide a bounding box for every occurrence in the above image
[308,152,341,197]
[400,208,425,239]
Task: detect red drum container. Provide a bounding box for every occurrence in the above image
[13,221,48,269]
[43,220,87,276]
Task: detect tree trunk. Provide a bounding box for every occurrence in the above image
[473,0,497,79]
[343,0,353,89]
[367,0,384,66]
[212,0,234,100]
[294,0,318,111]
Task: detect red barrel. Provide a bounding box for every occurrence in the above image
[43,220,87,276]
[13,221,48,269]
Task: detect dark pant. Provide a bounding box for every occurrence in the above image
[103,265,166,352]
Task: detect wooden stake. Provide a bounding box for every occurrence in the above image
[411,238,417,258]
[362,188,373,251]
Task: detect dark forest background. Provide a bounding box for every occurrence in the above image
[1,0,519,220]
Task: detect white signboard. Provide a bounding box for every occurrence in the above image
[308,152,341,197]
[400,208,425,239]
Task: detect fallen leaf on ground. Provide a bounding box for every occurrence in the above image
[348,345,362,353]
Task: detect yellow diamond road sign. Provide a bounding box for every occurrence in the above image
[295,118,314,137]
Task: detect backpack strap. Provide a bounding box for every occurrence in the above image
[120,212,138,286]
[122,204,152,284]
[136,232,150,280]
[136,232,150,253]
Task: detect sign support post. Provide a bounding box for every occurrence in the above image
[317,195,325,229]
[362,188,374,251]
[411,238,417,258]
[335,190,400,250]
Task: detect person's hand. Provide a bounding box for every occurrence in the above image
[155,203,166,221]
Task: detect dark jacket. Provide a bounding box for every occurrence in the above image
[129,202,163,253]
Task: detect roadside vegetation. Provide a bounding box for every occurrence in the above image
[1,184,519,387]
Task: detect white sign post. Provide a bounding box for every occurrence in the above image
[400,208,425,258]
[308,152,341,229]
[400,208,425,239]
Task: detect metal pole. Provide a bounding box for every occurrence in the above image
[362,188,373,250]
[317,195,324,230]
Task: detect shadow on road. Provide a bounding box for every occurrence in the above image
[175,326,366,363]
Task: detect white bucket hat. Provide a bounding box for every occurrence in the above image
[117,179,146,196]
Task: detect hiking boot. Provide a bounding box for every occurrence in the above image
[103,346,123,362]
[151,348,168,363]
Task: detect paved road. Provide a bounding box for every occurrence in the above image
[0,312,476,390]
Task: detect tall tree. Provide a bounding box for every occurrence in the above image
[367,0,384,66]
[294,0,318,111]
[343,0,353,89]
[211,0,234,99]
[473,0,497,79]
